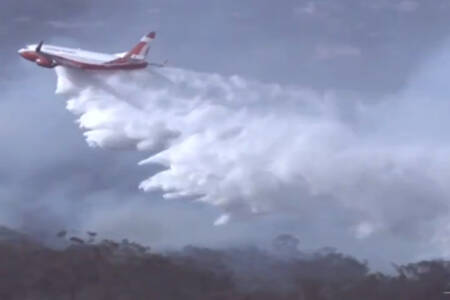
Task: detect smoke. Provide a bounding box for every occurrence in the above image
[54,56,450,256]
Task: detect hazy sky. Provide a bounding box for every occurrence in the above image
[2,0,450,270]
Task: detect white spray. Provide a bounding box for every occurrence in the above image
[54,63,450,253]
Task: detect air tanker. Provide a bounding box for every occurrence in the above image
[18,31,166,70]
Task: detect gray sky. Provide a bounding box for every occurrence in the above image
[2,0,450,270]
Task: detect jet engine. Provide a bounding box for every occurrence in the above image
[35,55,54,68]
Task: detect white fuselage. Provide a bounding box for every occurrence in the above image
[26,44,119,64]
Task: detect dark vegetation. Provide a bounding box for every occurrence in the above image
[0,227,450,299]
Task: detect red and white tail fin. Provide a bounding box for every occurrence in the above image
[124,31,155,60]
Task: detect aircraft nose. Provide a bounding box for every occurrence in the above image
[18,48,38,61]
[18,48,26,57]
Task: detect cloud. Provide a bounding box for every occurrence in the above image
[366,0,419,13]
[147,8,161,15]
[294,2,317,16]
[14,16,32,23]
[315,44,361,60]
[396,0,419,13]
[353,221,379,239]
[46,20,104,29]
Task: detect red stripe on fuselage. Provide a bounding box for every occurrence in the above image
[78,61,148,70]
[55,54,146,70]
[54,54,148,70]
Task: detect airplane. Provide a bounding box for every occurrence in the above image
[18,31,166,70]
